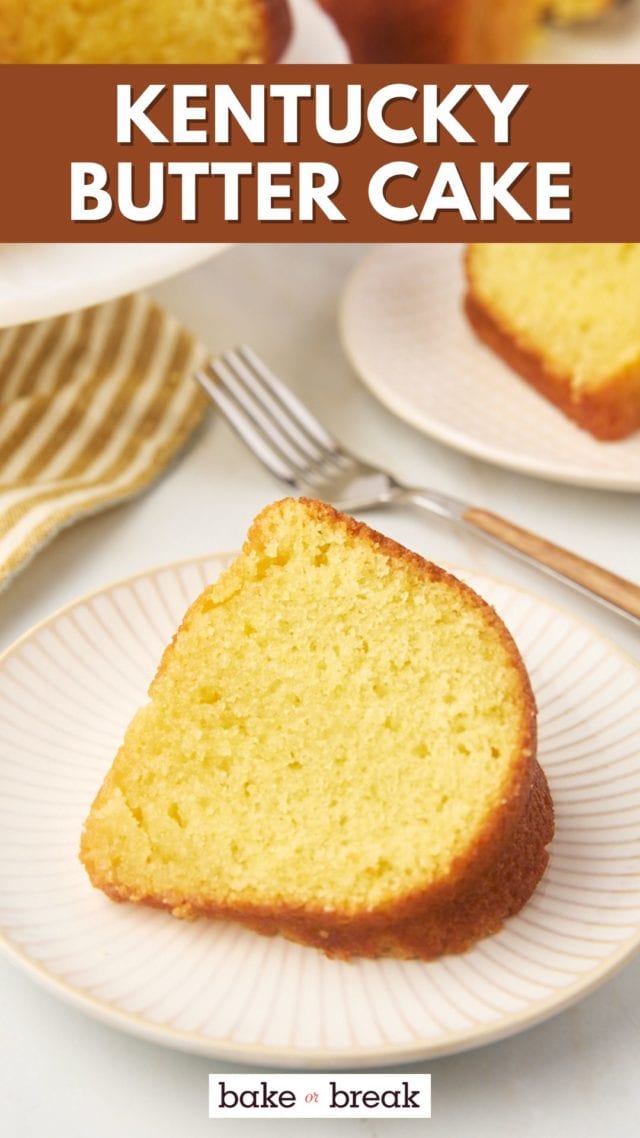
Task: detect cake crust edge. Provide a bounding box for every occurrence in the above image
[463,260,640,442]
[259,0,292,62]
[94,756,552,961]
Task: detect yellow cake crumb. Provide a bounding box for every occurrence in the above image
[0,0,290,63]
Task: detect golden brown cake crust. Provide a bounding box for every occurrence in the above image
[99,750,552,961]
[316,0,544,63]
[317,0,461,63]
[259,0,292,61]
[464,277,640,442]
[86,499,553,961]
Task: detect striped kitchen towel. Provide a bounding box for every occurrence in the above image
[0,293,207,591]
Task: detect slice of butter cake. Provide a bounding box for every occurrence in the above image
[465,243,640,441]
[0,0,291,63]
[80,498,553,960]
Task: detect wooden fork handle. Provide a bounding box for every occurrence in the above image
[462,508,640,623]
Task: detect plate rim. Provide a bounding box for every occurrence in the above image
[0,244,227,329]
[1,551,639,1070]
[340,245,640,494]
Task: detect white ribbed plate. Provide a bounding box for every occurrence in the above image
[1,555,639,1069]
[341,245,640,491]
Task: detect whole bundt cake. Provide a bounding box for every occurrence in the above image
[317,0,621,62]
[316,0,546,63]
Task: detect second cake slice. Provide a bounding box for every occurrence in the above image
[465,243,640,441]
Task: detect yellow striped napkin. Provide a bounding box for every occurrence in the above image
[0,293,207,591]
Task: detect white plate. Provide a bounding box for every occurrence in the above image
[1,554,640,1069]
[341,245,640,492]
[0,0,348,331]
[284,0,349,63]
[0,245,226,329]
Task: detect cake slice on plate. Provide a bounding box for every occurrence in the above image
[465,243,640,441]
[80,498,553,960]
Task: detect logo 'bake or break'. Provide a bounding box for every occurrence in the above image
[208,1074,432,1118]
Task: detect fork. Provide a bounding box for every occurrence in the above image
[195,346,640,628]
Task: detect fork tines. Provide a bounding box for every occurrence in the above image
[195,346,346,486]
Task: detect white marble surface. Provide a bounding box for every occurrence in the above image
[1,244,639,1136]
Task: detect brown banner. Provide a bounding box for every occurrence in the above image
[0,64,638,241]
